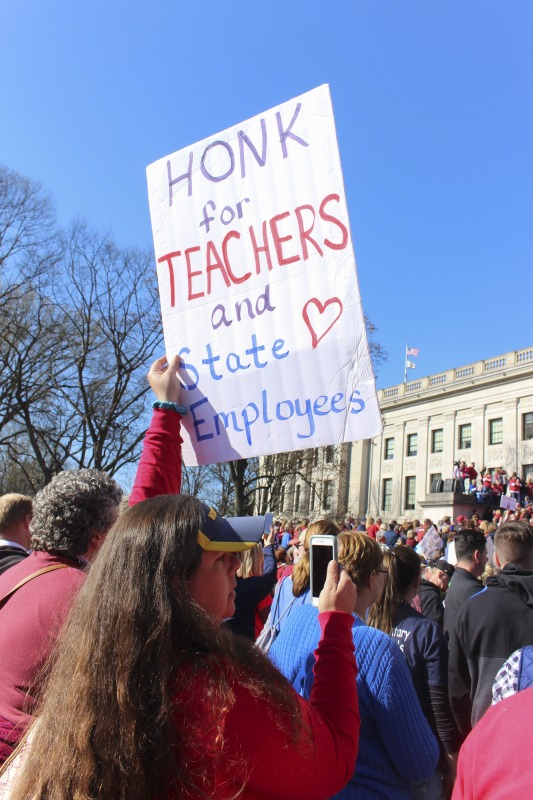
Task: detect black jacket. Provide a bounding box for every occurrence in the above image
[225,544,276,640]
[0,545,28,576]
[418,580,445,628]
[443,567,483,641]
[448,564,533,740]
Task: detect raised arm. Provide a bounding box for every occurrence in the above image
[129,355,184,506]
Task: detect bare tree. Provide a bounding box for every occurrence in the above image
[0,167,164,485]
[12,221,163,478]
[0,165,61,308]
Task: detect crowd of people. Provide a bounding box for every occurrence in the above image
[0,355,532,798]
[452,461,533,506]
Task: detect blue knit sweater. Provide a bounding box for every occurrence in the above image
[270,605,439,800]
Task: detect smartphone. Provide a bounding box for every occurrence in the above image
[310,535,338,606]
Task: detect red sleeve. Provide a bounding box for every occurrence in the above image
[169,613,358,800]
[225,611,359,800]
[129,409,183,506]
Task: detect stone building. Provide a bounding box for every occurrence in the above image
[354,346,533,520]
[270,347,533,522]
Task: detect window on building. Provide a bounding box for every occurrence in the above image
[310,482,316,511]
[523,464,533,480]
[523,413,533,441]
[431,429,443,453]
[384,438,395,460]
[489,418,503,446]
[312,449,319,467]
[382,479,393,513]
[459,423,472,449]
[297,453,304,469]
[325,445,334,464]
[279,486,285,511]
[294,484,301,511]
[405,476,416,510]
[407,433,418,457]
[323,480,333,510]
[429,473,442,491]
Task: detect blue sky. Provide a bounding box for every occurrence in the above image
[2,0,531,389]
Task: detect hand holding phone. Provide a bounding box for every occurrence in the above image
[310,535,338,606]
[318,561,357,615]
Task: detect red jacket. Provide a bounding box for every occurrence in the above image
[170,612,359,800]
[0,409,182,763]
[453,688,533,799]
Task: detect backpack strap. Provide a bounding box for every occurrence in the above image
[0,564,71,608]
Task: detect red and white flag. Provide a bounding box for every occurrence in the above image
[406,347,420,357]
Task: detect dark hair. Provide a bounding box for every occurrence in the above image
[454,529,487,562]
[13,494,301,800]
[30,469,122,556]
[495,521,533,569]
[367,546,422,634]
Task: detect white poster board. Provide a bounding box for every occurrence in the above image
[146,85,382,465]
[500,496,517,511]
[417,526,442,561]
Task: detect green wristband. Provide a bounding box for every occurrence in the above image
[152,401,187,416]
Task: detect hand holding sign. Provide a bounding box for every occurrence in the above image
[147,85,382,465]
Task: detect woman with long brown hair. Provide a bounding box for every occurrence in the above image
[368,546,460,799]
[6,495,359,800]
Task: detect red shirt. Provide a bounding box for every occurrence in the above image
[170,612,359,800]
[453,688,533,800]
[366,524,379,540]
[509,477,522,493]
[0,409,183,763]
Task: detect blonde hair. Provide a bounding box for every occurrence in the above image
[292,519,340,597]
[337,532,384,587]
[236,543,264,579]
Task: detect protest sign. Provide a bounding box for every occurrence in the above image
[500,496,517,511]
[146,84,382,465]
[417,526,442,561]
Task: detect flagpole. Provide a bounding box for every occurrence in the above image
[404,345,408,384]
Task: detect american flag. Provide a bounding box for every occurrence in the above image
[406,347,420,357]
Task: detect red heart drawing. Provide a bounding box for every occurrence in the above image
[302,297,343,348]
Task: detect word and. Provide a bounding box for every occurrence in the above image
[189,388,366,446]
[166,103,309,204]
[211,284,275,330]
[157,193,348,305]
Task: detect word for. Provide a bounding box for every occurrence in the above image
[189,388,366,446]
[211,284,275,330]
[157,193,348,305]
[178,332,289,386]
[199,198,250,234]
[167,103,309,204]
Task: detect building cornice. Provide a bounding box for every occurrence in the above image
[378,348,533,411]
